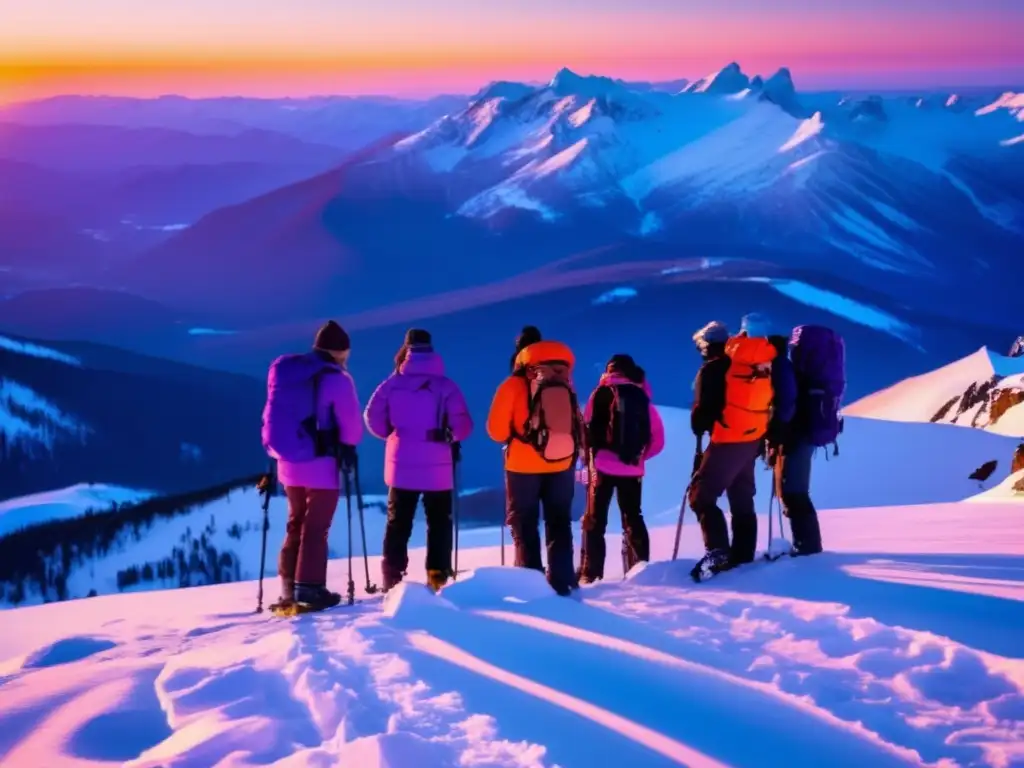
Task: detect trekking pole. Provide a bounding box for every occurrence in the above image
[255,463,275,614]
[352,454,379,595]
[451,441,462,580]
[672,437,703,561]
[500,524,506,565]
[342,466,356,606]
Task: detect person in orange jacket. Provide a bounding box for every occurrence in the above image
[688,315,777,580]
[487,339,583,595]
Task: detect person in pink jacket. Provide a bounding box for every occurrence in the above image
[261,320,364,612]
[579,354,665,582]
[364,329,473,592]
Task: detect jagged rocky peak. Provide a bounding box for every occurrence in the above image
[684,62,751,95]
[549,67,624,98]
[1009,336,1024,358]
[472,80,536,104]
[839,94,888,123]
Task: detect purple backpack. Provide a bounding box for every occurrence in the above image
[789,325,846,449]
[261,352,335,462]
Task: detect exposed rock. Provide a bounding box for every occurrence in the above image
[991,388,1024,425]
[1012,443,1024,475]
[1010,336,1024,358]
[1014,473,1024,495]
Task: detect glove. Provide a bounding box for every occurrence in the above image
[337,443,357,470]
[256,473,274,496]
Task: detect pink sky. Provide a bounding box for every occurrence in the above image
[2,0,1022,101]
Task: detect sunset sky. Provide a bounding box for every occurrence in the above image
[1,0,1022,102]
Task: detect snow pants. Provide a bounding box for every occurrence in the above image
[688,439,762,564]
[774,440,823,555]
[381,487,453,588]
[280,486,340,592]
[580,473,650,581]
[505,468,576,593]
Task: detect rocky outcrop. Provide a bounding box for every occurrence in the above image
[1012,443,1024,475]
[1010,336,1024,358]
[991,388,1024,425]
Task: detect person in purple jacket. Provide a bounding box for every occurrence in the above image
[364,329,474,593]
[262,320,364,612]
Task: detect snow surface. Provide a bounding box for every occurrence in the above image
[0,483,154,538]
[0,333,81,366]
[966,469,1024,503]
[2,494,1022,765]
[847,346,1024,436]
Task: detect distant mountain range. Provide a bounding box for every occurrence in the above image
[90,64,1024,331]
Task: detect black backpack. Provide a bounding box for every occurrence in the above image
[590,384,652,465]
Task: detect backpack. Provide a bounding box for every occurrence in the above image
[789,325,846,450]
[717,336,776,442]
[261,352,337,462]
[521,362,582,463]
[599,384,652,466]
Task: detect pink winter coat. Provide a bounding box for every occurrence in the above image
[583,372,665,478]
[364,349,473,492]
[276,364,364,490]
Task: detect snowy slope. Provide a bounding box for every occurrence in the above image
[0,483,154,538]
[2,402,1015,610]
[1,493,1022,765]
[846,346,1024,437]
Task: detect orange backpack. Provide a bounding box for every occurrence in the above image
[713,335,777,444]
[514,341,583,463]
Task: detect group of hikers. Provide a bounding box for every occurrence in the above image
[260,313,845,612]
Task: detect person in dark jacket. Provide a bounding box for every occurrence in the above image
[766,332,823,556]
[688,316,777,575]
[510,326,542,373]
[766,334,798,449]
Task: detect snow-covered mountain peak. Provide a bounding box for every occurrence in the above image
[472,80,535,105]
[684,62,751,95]
[759,67,803,115]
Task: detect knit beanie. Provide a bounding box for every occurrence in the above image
[313,320,350,352]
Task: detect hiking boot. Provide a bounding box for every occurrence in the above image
[294,583,342,611]
[690,549,733,582]
[381,568,404,593]
[577,573,600,586]
[426,570,448,593]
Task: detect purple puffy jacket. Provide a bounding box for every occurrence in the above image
[363,349,473,492]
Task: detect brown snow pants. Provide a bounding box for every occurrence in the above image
[279,486,340,588]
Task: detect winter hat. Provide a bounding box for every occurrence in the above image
[314,320,350,352]
[739,312,773,338]
[692,320,729,353]
[404,328,433,348]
